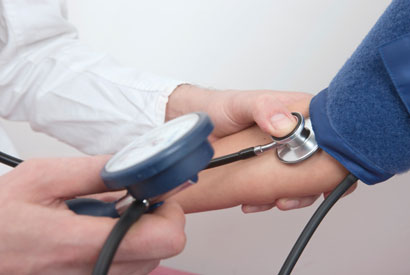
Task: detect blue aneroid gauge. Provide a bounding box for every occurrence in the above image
[101,112,214,200]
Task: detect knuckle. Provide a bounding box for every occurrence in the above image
[166,230,186,256]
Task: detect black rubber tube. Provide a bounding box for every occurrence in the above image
[92,200,148,275]
[278,173,358,275]
[204,147,256,169]
[0,150,148,274]
[0,151,23,167]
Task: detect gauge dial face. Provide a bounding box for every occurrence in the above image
[105,113,199,173]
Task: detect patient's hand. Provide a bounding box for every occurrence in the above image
[172,99,356,213]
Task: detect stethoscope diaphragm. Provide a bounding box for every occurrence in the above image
[272,112,319,164]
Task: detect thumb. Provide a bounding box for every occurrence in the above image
[252,96,297,137]
[270,112,298,137]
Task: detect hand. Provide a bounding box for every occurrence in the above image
[167,85,325,212]
[172,99,357,213]
[166,84,311,141]
[241,103,357,213]
[0,156,186,275]
[167,86,357,212]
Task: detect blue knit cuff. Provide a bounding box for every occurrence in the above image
[309,90,394,185]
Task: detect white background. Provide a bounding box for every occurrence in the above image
[2,0,410,274]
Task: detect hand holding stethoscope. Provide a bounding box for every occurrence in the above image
[0,111,355,275]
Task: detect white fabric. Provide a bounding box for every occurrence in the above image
[0,0,183,157]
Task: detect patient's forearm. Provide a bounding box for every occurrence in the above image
[173,124,348,213]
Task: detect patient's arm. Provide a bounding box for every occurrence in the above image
[173,105,349,213]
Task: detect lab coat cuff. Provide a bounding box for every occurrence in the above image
[379,32,410,115]
[153,79,186,126]
[128,72,186,126]
[309,89,394,185]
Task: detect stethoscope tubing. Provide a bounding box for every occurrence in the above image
[0,112,357,275]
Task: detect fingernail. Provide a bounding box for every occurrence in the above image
[283,199,300,210]
[270,113,295,131]
[242,205,264,214]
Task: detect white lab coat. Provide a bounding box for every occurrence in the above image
[0,0,182,175]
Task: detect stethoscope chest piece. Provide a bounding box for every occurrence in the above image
[272,112,319,164]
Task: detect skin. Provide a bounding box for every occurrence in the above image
[0,85,321,274]
[90,86,331,214]
[172,100,355,213]
[168,85,356,213]
[166,84,308,142]
[0,85,354,274]
[0,156,186,275]
[167,85,328,211]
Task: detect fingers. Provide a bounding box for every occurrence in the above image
[276,182,358,211]
[251,95,297,137]
[1,157,185,274]
[276,195,320,211]
[64,201,186,264]
[241,203,276,214]
[8,155,112,201]
[323,181,358,199]
[345,182,358,196]
[107,259,160,275]
[241,194,320,213]
[45,259,160,275]
[251,93,312,138]
[120,200,186,260]
[80,190,128,202]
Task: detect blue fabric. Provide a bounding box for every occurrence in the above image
[310,92,394,184]
[379,33,410,114]
[309,0,410,185]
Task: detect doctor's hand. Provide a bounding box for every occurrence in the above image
[0,156,185,275]
[166,84,311,141]
[167,86,324,213]
[240,104,357,213]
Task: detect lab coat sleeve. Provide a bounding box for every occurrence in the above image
[309,0,410,185]
[0,0,184,155]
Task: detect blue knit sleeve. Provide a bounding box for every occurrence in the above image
[309,0,410,185]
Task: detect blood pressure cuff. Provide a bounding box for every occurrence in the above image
[309,0,410,185]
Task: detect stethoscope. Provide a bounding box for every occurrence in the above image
[69,111,319,219]
[0,112,356,275]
